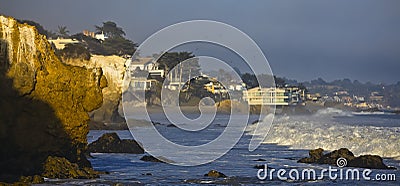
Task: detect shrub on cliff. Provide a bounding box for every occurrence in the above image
[56,43,91,60]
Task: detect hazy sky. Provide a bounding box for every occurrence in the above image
[1,0,399,83]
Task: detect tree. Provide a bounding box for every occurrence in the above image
[95,21,125,38]
[157,52,199,75]
[56,43,91,60]
[102,36,136,55]
[57,25,69,38]
[241,73,258,88]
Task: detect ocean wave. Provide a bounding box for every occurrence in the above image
[247,109,400,160]
[314,107,353,117]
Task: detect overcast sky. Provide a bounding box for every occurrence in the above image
[1,0,399,83]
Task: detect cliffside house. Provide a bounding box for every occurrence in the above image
[126,57,165,78]
[126,57,165,91]
[48,38,80,50]
[83,30,108,41]
[243,87,302,106]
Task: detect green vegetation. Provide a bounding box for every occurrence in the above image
[72,21,136,56]
[180,77,215,105]
[157,52,199,73]
[241,73,286,88]
[101,36,136,55]
[56,25,70,38]
[56,43,91,60]
[18,19,137,56]
[95,21,125,38]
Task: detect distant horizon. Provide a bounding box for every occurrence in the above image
[1,0,399,84]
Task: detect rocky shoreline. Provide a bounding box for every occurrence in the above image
[0,15,104,183]
[298,148,396,169]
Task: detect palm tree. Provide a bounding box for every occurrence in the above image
[57,25,69,38]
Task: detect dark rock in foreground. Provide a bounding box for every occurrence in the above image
[88,133,144,154]
[204,170,227,178]
[348,155,394,169]
[298,148,393,169]
[253,158,267,162]
[140,155,175,164]
[42,156,100,179]
[140,155,164,163]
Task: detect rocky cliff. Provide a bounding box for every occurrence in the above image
[64,55,126,125]
[0,15,105,182]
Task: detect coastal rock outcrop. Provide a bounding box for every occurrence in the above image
[0,15,104,182]
[88,133,144,153]
[64,55,126,125]
[139,155,175,164]
[140,155,164,163]
[204,170,227,178]
[298,148,393,169]
[42,156,100,179]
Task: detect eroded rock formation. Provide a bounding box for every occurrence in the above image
[298,148,394,169]
[87,133,144,153]
[0,15,105,182]
[64,55,126,125]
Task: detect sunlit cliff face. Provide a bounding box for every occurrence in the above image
[0,15,106,177]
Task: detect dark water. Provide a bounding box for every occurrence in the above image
[47,112,400,185]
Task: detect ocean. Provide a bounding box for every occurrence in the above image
[50,108,399,185]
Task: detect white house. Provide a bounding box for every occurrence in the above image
[48,38,80,49]
[127,57,165,78]
[95,32,108,41]
[243,87,302,106]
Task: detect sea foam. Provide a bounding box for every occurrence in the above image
[246,108,400,160]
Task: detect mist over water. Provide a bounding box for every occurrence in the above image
[247,108,400,160]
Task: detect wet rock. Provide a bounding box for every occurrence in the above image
[140,155,163,163]
[348,155,391,169]
[254,158,266,162]
[204,170,227,178]
[298,148,324,163]
[316,148,355,165]
[42,156,100,179]
[140,155,176,164]
[167,124,177,128]
[254,164,266,169]
[298,148,393,169]
[88,133,144,154]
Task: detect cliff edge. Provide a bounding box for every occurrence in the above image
[64,55,126,126]
[0,15,106,182]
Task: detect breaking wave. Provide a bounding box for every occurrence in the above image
[247,108,400,160]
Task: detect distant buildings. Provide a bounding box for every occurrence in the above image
[83,30,108,41]
[126,57,165,91]
[369,91,384,103]
[126,57,165,78]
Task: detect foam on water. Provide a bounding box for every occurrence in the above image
[247,108,400,160]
